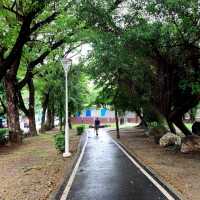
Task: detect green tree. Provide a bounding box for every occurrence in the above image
[0,0,84,142]
[79,0,200,136]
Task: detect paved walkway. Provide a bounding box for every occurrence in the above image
[63,129,179,200]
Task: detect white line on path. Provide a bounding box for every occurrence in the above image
[111,138,175,200]
[60,132,88,200]
[60,129,175,200]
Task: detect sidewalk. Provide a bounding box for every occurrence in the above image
[61,129,179,200]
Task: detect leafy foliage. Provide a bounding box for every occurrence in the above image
[79,0,200,135]
[1,0,200,141]
[54,131,65,153]
[76,125,85,135]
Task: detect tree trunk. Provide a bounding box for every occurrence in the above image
[68,118,72,129]
[189,108,197,123]
[115,107,120,139]
[27,79,37,136]
[59,104,63,131]
[49,98,55,129]
[138,119,148,129]
[167,118,176,134]
[135,110,148,129]
[51,105,55,129]
[59,115,63,131]
[68,112,72,129]
[46,106,52,130]
[28,113,37,136]
[169,99,198,136]
[4,76,22,143]
[40,91,49,131]
[45,101,54,130]
[173,117,192,136]
[41,108,46,128]
[0,97,7,116]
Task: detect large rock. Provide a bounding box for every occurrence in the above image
[181,136,200,153]
[181,135,200,153]
[149,126,167,144]
[159,132,182,147]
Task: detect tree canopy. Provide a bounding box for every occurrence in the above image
[0,0,200,143]
[79,0,200,135]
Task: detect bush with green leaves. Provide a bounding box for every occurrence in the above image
[54,131,65,153]
[76,126,85,135]
[0,129,8,145]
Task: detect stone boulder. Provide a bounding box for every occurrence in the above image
[159,132,182,147]
[181,135,200,153]
[149,126,167,144]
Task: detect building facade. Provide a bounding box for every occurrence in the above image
[71,108,139,125]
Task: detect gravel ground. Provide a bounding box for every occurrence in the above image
[0,130,80,200]
[110,127,200,200]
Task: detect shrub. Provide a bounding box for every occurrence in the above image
[104,124,111,128]
[0,128,8,145]
[54,132,65,153]
[76,126,85,135]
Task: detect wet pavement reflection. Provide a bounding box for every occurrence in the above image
[67,129,171,200]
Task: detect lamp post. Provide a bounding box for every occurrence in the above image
[61,58,72,157]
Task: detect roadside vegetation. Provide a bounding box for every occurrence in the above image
[0,0,199,144]
[82,0,200,137]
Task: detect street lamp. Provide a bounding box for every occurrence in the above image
[61,58,72,157]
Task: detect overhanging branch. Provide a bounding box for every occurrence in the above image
[30,12,59,33]
[18,39,65,89]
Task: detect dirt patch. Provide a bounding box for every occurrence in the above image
[0,130,80,200]
[110,127,200,200]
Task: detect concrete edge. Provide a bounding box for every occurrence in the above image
[49,131,88,200]
[109,133,185,200]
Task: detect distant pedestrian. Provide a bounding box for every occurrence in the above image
[94,118,100,136]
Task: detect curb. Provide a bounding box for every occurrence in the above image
[50,132,88,200]
[110,135,185,200]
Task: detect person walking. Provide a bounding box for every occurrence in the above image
[94,117,100,136]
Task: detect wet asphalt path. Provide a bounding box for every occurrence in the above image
[66,129,178,200]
